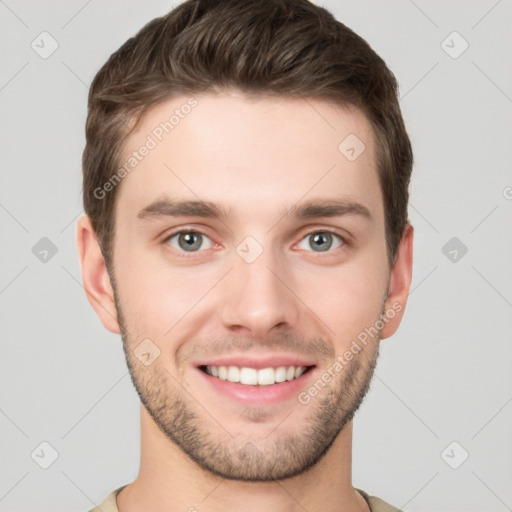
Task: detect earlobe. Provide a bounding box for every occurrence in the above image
[381,223,414,339]
[76,215,121,334]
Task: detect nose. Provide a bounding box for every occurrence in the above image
[220,245,299,339]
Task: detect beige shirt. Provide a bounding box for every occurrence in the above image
[88,485,403,512]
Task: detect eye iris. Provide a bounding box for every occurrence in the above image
[310,232,332,252]
[179,232,202,251]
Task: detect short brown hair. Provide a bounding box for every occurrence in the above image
[83,0,413,269]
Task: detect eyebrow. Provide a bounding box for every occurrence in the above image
[137,197,372,223]
[286,199,372,222]
[137,198,231,221]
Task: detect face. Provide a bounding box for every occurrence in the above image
[103,91,401,481]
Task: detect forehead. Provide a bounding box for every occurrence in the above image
[114,91,383,227]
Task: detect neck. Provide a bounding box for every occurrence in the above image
[116,405,369,512]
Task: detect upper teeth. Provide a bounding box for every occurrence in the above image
[205,365,307,386]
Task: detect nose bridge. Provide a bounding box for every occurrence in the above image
[220,238,298,336]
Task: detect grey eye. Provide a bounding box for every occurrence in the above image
[297,232,343,252]
[167,232,213,252]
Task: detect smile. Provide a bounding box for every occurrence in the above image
[200,365,311,386]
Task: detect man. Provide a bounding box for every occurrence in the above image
[77,0,413,510]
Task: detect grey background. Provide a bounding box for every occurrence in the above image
[0,0,511,511]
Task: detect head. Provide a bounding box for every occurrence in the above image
[78,0,413,482]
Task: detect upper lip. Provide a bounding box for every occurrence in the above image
[195,355,317,370]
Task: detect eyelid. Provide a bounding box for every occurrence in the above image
[161,225,215,242]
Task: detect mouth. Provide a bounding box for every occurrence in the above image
[194,355,318,406]
[199,364,315,386]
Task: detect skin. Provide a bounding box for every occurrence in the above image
[77,90,413,512]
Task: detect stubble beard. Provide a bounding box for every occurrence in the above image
[115,293,381,482]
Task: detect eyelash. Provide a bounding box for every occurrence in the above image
[162,228,348,258]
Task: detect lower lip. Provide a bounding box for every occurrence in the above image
[196,367,316,406]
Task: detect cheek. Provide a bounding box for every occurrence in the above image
[297,256,388,344]
[114,249,218,336]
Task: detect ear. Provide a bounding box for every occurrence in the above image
[381,223,414,339]
[76,215,121,334]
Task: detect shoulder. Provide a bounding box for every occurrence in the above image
[87,485,126,512]
[355,488,404,512]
